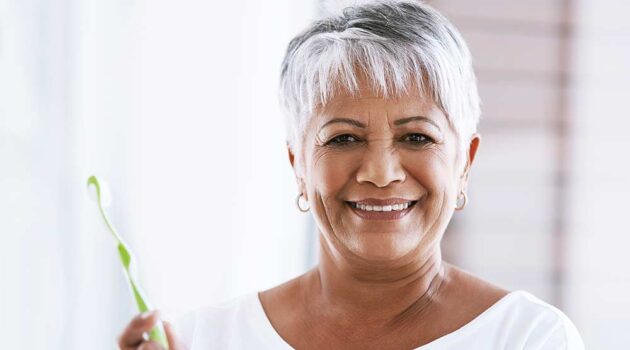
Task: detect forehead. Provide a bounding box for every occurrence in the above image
[314,82,447,129]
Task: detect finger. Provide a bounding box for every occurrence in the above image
[118,310,161,350]
[163,321,187,350]
[137,341,163,350]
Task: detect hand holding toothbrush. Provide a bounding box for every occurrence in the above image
[86,175,186,350]
[117,312,187,350]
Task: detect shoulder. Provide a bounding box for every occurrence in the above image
[440,265,585,349]
[496,291,585,350]
[432,290,585,349]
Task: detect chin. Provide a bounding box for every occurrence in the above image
[347,231,420,262]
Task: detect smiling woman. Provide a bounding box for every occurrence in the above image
[302,83,468,263]
[117,1,585,349]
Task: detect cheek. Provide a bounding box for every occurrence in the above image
[305,150,357,238]
[402,149,454,193]
[308,149,356,198]
[402,148,459,228]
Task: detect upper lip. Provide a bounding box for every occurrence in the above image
[347,198,417,206]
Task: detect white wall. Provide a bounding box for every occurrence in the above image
[565,0,630,347]
[135,0,318,321]
[0,0,317,349]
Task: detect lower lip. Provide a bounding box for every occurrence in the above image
[347,202,416,221]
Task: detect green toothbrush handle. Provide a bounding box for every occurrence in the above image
[87,175,171,349]
[149,321,169,349]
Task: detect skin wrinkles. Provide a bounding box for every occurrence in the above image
[319,95,447,249]
[306,85,457,301]
[387,260,446,329]
[259,80,504,350]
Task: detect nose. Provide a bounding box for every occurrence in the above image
[355,142,406,187]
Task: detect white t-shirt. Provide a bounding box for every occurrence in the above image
[174,290,585,349]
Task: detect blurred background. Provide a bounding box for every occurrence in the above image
[1,0,628,348]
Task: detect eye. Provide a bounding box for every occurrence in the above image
[325,134,360,146]
[402,133,433,145]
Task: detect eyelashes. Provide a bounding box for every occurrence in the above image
[402,133,433,144]
[325,134,360,146]
[324,133,435,147]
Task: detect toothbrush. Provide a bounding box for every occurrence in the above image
[87,175,170,349]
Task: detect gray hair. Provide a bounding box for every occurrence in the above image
[279,0,480,158]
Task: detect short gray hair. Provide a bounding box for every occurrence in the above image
[279,0,480,155]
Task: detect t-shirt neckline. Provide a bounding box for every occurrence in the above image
[250,290,530,349]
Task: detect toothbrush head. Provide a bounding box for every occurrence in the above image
[87,175,112,207]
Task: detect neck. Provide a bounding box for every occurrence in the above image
[303,233,447,329]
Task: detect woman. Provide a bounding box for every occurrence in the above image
[118,1,585,349]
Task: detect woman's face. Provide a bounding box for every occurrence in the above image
[291,82,479,262]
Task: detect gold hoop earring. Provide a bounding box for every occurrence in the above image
[455,190,468,211]
[296,193,310,212]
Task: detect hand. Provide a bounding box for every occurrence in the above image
[117,310,187,350]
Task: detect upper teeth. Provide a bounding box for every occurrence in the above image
[353,202,413,212]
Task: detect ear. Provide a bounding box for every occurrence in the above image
[287,142,307,198]
[459,133,481,192]
[287,141,296,168]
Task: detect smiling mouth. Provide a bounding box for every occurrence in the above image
[346,200,418,212]
[345,200,418,221]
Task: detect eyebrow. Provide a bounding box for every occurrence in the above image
[394,116,441,131]
[319,116,441,131]
[320,118,367,130]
